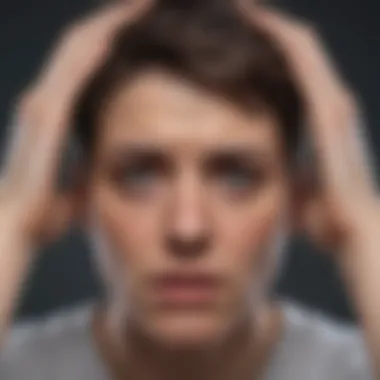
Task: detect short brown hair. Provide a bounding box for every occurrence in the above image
[75,0,303,162]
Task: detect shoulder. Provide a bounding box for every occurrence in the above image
[0,303,98,380]
[278,300,374,380]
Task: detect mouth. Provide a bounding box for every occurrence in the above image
[153,271,222,308]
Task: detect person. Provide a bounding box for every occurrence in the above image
[0,0,378,379]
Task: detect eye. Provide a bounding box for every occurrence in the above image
[121,164,158,187]
[219,165,261,189]
[208,154,266,194]
[109,154,167,195]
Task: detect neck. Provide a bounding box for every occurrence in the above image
[93,302,283,380]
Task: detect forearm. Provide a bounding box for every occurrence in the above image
[0,212,35,347]
[339,220,380,377]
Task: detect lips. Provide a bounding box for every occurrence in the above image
[153,272,222,306]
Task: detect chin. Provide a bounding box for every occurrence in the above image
[145,312,232,349]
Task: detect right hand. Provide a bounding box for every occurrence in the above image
[0,1,153,248]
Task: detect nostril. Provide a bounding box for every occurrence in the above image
[166,235,210,257]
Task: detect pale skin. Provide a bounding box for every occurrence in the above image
[238,5,380,374]
[0,0,154,342]
[0,1,379,380]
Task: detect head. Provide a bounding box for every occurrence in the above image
[75,0,303,348]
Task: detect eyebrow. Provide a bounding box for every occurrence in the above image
[205,145,270,157]
[104,142,272,163]
[104,144,166,163]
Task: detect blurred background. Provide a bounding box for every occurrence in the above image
[0,0,379,322]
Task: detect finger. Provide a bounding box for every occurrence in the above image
[7,0,154,192]
[3,91,67,192]
[37,0,153,98]
[238,6,375,195]
[85,0,153,27]
[239,7,346,110]
[42,0,152,91]
[336,109,376,194]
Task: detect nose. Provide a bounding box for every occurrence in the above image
[165,176,211,258]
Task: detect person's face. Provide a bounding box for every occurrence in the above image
[85,68,293,348]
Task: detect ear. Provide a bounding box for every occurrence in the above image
[68,167,90,230]
[44,167,89,243]
[289,173,309,235]
[290,174,331,249]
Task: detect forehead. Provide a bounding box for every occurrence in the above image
[96,68,283,155]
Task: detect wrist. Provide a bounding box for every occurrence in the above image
[0,198,41,252]
[336,204,380,309]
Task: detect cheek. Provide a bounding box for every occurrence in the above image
[88,184,162,271]
[215,186,288,274]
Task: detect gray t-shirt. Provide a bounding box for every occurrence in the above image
[0,301,374,380]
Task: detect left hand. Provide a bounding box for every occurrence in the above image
[237,2,379,256]
[237,3,380,371]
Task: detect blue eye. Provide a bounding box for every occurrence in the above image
[221,170,256,189]
[208,153,265,194]
[122,167,157,187]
